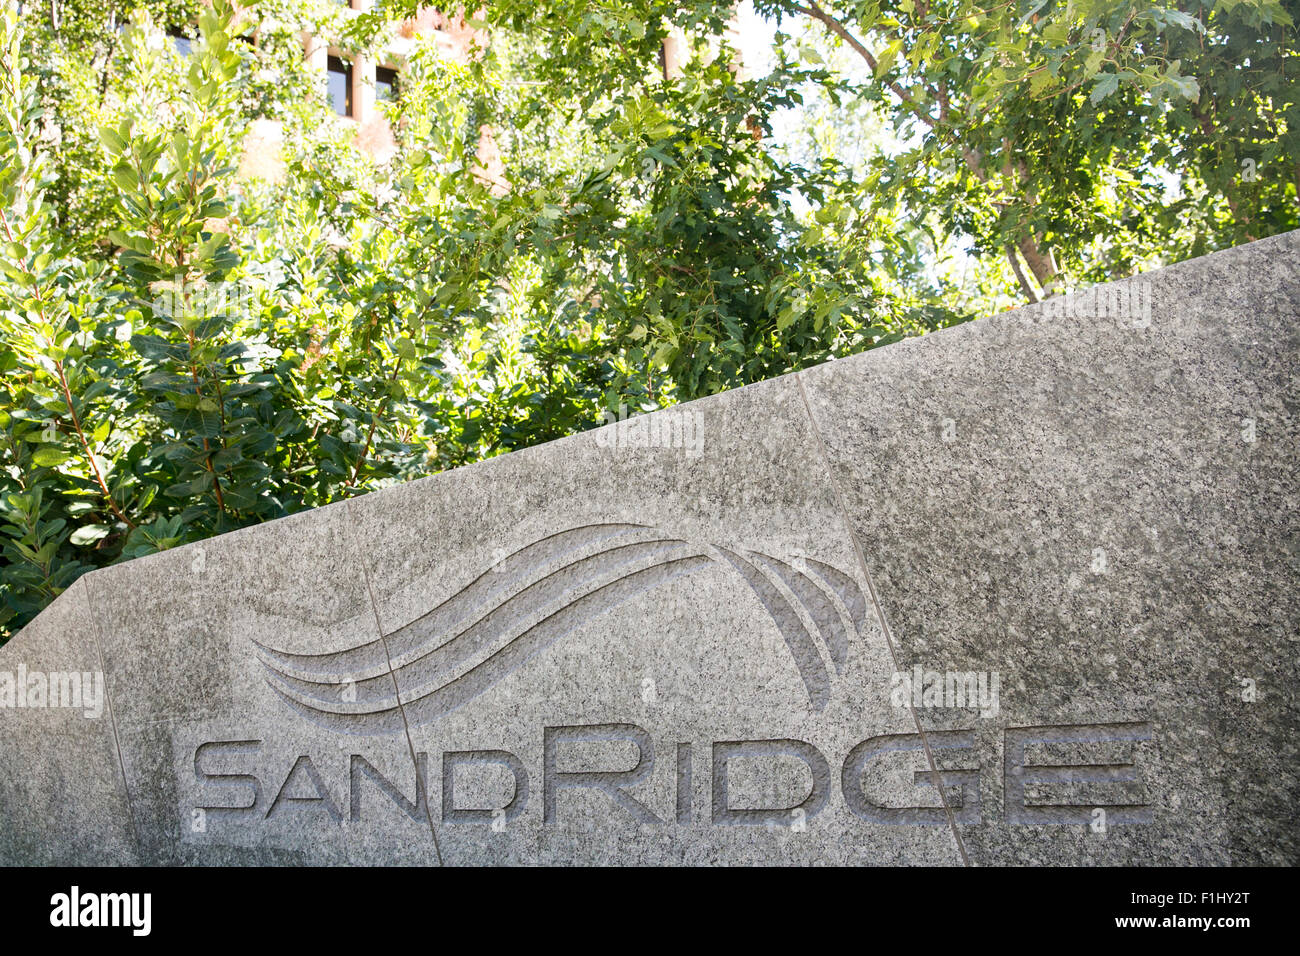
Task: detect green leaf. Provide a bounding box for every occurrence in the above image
[164,476,217,498]
[32,446,71,468]
[875,40,902,79]
[70,524,111,546]
[1169,74,1200,102]
[1090,73,1120,105]
[98,126,127,154]
[111,163,138,192]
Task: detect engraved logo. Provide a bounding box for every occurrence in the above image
[255,523,868,734]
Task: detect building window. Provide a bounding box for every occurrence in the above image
[327,55,353,117]
[375,66,399,104]
[168,29,192,56]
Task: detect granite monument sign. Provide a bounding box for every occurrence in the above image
[2,232,1296,865]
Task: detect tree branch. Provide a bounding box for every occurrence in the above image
[0,209,135,529]
[792,1,939,130]
[347,349,404,489]
[1006,245,1038,303]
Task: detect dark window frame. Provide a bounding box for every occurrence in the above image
[326,55,354,117]
[375,65,400,105]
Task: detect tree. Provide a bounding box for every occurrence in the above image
[1,0,1294,640]
[763,0,1298,297]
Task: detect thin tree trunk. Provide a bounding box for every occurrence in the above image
[1007,245,1039,303]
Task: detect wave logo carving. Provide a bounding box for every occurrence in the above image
[255,523,868,735]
